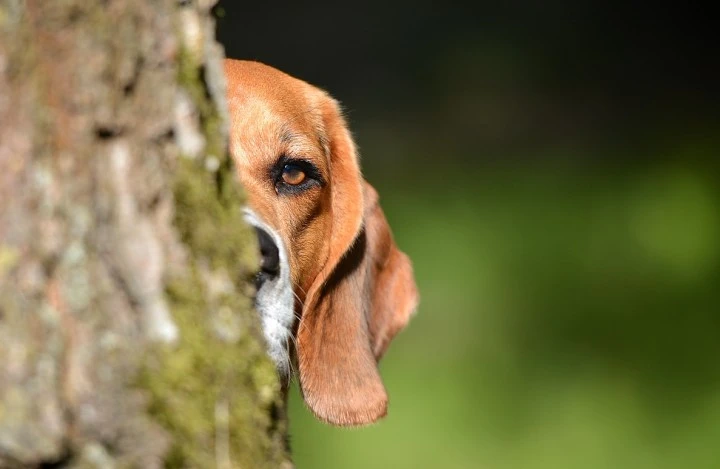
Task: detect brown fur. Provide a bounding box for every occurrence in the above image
[224,59,418,426]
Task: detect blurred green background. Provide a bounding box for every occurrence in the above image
[217,3,719,468]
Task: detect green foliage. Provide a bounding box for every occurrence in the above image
[289,157,720,469]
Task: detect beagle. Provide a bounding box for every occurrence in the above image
[223,59,418,427]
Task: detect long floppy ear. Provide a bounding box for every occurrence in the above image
[362,184,419,360]
[297,98,418,426]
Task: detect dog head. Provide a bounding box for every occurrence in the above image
[224,59,418,426]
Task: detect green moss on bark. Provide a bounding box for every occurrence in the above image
[139,156,289,469]
[137,22,290,469]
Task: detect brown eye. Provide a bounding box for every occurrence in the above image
[281,164,306,185]
[273,158,323,196]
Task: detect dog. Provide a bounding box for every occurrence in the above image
[223,59,418,427]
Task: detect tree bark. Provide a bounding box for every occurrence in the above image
[0,0,290,467]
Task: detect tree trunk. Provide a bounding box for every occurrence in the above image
[0,1,291,467]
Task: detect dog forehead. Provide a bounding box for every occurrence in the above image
[226,95,283,159]
[225,60,326,163]
[225,60,315,127]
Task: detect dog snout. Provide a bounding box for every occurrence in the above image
[255,227,280,287]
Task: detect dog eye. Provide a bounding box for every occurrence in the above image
[281,164,306,185]
[272,157,324,195]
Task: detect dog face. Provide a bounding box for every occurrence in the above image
[224,59,418,426]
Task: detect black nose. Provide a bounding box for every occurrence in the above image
[255,227,280,287]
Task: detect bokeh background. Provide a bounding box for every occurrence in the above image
[216,3,719,468]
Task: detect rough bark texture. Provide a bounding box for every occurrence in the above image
[0,0,290,467]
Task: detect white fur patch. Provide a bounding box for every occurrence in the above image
[243,209,295,375]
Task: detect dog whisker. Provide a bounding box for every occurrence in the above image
[284,335,298,381]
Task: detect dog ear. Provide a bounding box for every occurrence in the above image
[362,183,418,360]
[297,97,418,426]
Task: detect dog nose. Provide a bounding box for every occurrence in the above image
[255,227,280,287]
